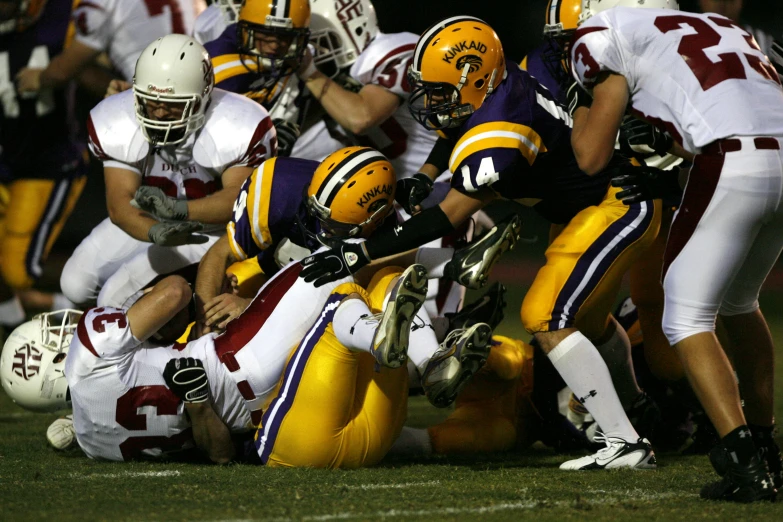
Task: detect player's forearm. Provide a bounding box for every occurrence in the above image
[107,200,157,242]
[76,64,116,98]
[185,403,235,464]
[195,236,235,318]
[186,187,241,224]
[304,72,374,134]
[40,44,99,90]
[571,107,615,175]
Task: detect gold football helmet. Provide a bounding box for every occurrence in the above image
[237,0,311,78]
[306,147,396,240]
[408,16,505,130]
[541,0,583,90]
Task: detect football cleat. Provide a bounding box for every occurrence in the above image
[421,323,492,408]
[756,436,783,490]
[626,392,662,441]
[369,264,428,369]
[443,213,522,289]
[559,434,657,470]
[47,415,76,450]
[701,447,777,502]
[444,281,507,331]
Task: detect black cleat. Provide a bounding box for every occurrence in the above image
[701,447,778,502]
[445,282,507,331]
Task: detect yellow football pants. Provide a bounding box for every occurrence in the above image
[428,336,538,454]
[521,186,662,340]
[0,176,86,289]
[255,268,409,468]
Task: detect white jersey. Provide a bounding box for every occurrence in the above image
[66,307,251,461]
[192,3,228,45]
[572,8,783,153]
[87,89,276,203]
[293,32,438,177]
[72,0,196,81]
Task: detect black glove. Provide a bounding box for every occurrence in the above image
[395,173,433,214]
[131,186,189,221]
[272,118,301,158]
[771,40,783,76]
[163,358,209,403]
[566,80,592,117]
[610,165,682,205]
[148,221,209,246]
[619,116,674,157]
[300,242,370,287]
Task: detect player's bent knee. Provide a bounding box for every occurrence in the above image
[718,298,760,317]
[366,266,404,312]
[662,300,717,345]
[59,261,96,306]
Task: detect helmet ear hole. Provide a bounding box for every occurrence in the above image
[474,78,485,89]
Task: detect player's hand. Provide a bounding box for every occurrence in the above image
[163,358,209,403]
[148,221,209,246]
[619,116,674,157]
[396,173,433,214]
[300,242,370,287]
[202,293,251,329]
[566,79,592,117]
[610,165,682,205]
[272,118,301,158]
[131,186,189,221]
[105,79,132,98]
[15,67,43,95]
[771,40,783,76]
[297,46,318,80]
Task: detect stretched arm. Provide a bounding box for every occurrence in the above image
[105,166,159,242]
[195,235,237,335]
[571,72,629,175]
[16,40,101,93]
[126,275,193,342]
[187,166,253,224]
[185,402,235,464]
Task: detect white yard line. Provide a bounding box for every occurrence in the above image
[70,470,181,479]
[338,480,440,490]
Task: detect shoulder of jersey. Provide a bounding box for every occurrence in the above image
[204,22,239,55]
[350,31,419,81]
[203,89,271,135]
[89,90,149,163]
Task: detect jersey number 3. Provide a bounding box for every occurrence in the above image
[654,14,780,91]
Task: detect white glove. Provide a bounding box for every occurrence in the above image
[47,415,76,450]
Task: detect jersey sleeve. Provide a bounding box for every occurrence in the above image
[570,13,626,89]
[86,90,149,173]
[448,121,547,193]
[351,33,417,96]
[75,307,141,359]
[72,0,113,52]
[226,160,277,261]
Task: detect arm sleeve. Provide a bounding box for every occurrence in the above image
[73,1,113,52]
[424,136,455,174]
[364,205,455,260]
[75,307,142,359]
[570,15,626,89]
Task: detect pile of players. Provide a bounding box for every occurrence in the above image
[1,0,783,504]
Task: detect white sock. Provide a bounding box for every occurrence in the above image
[0,295,25,326]
[388,426,432,455]
[415,247,455,279]
[407,305,440,373]
[52,293,77,312]
[333,298,376,354]
[594,318,641,410]
[547,331,639,441]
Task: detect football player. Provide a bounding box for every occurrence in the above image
[59,34,277,310]
[569,0,782,501]
[300,15,666,471]
[193,0,240,45]
[0,0,87,328]
[203,0,311,157]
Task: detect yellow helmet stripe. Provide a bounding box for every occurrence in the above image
[449,122,547,171]
[413,15,485,72]
[249,159,277,249]
[316,149,388,207]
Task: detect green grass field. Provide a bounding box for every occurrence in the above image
[2,256,783,521]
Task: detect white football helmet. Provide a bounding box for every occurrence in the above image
[580,0,679,24]
[216,0,241,24]
[133,34,215,146]
[309,0,379,76]
[0,310,82,413]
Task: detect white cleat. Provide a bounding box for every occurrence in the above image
[559,434,657,470]
[370,264,428,369]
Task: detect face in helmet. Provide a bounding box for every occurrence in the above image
[0,310,82,413]
[133,34,215,147]
[305,147,396,242]
[407,16,506,131]
[309,0,379,78]
[237,0,311,80]
[541,0,583,90]
[0,0,46,33]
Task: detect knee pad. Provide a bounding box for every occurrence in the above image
[98,265,141,309]
[59,258,96,306]
[662,298,717,345]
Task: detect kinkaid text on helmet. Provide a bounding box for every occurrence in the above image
[442,40,488,64]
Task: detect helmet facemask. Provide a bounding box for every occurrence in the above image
[310,26,350,78]
[541,35,574,92]
[238,19,310,80]
[134,91,206,147]
[305,192,390,242]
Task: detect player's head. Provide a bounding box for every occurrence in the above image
[309,0,379,77]
[0,310,82,413]
[133,34,214,147]
[581,0,679,22]
[407,16,505,131]
[541,0,583,89]
[217,0,242,23]
[306,147,396,241]
[0,0,46,33]
[237,0,311,79]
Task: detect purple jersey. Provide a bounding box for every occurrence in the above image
[0,0,84,179]
[521,42,567,105]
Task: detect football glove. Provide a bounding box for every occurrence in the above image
[619,116,674,157]
[148,221,209,246]
[300,242,370,287]
[610,165,682,205]
[163,357,209,403]
[566,80,592,117]
[395,173,434,214]
[770,39,783,76]
[131,186,189,221]
[272,118,301,158]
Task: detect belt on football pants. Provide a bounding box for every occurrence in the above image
[701,137,781,155]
